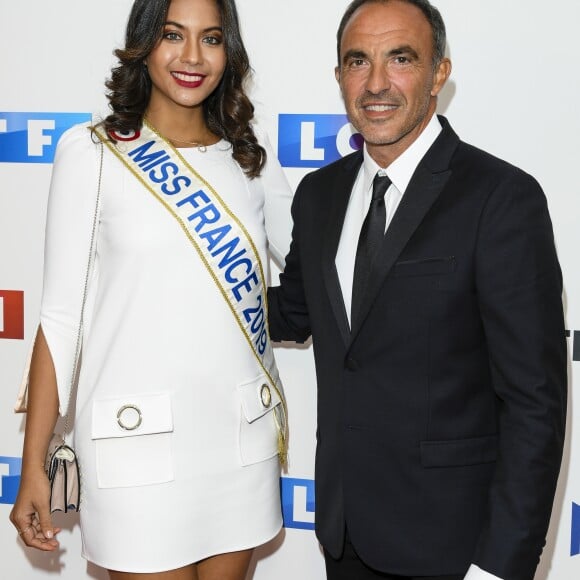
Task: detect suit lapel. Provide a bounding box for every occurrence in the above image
[321,152,363,347]
[349,118,460,340]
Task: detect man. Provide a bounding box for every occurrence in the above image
[268,1,567,579]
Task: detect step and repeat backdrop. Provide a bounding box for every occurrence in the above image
[1,1,579,578]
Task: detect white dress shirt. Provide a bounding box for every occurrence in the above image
[335,113,504,580]
[336,114,442,324]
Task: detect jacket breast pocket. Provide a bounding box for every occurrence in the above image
[238,375,281,466]
[92,392,174,488]
[420,434,498,468]
[392,256,456,278]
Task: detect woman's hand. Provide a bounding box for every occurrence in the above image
[11,326,61,551]
[9,466,61,551]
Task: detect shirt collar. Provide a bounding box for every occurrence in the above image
[362,114,442,195]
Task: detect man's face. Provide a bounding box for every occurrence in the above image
[336,0,450,167]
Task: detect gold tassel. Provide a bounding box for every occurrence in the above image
[278,430,288,467]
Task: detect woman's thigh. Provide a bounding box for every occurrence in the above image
[197,549,254,580]
[108,549,254,580]
[108,563,198,580]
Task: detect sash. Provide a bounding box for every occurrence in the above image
[92,122,287,464]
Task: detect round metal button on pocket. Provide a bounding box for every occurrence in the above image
[260,384,272,408]
[117,404,143,431]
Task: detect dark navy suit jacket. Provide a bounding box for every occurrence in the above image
[268,117,567,580]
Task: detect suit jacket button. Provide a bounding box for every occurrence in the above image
[345,357,359,371]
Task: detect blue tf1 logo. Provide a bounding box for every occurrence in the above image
[0,457,22,505]
[281,476,315,530]
[572,502,580,557]
[278,114,363,168]
[0,112,91,163]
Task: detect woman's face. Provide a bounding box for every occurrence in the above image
[146,0,226,115]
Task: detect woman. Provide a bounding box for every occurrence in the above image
[9,0,292,578]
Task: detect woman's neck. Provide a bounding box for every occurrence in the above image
[144,106,220,148]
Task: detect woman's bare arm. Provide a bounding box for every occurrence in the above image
[9,326,61,550]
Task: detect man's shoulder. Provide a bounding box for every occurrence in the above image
[453,138,538,186]
[435,116,537,185]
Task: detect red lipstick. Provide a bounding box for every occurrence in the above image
[172,72,206,88]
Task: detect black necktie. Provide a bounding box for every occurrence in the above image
[351,173,391,327]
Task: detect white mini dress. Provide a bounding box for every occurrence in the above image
[37,123,293,572]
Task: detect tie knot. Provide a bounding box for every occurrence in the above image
[372,173,391,201]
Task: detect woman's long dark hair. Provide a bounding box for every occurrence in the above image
[99,0,265,177]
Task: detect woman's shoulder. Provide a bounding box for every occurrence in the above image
[53,120,102,166]
[58,120,103,151]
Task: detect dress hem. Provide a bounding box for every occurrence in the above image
[81,522,283,574]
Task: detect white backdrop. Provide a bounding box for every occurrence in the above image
[1,1,579,579]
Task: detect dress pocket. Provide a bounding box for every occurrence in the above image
[238,375,281,466]
[92,392,174,488]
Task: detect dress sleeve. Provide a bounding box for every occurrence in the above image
[39,123,101,416]
[267,175,312,344]
[258,129,294,269]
